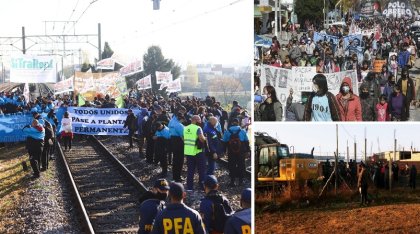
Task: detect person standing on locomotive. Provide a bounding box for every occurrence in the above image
[223,118,250,186]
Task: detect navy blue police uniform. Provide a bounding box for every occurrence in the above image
[138,179,170,234]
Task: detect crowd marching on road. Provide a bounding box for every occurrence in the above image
[255,16,420,122]
[1,87,251,233]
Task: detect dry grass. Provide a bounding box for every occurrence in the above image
[0,143,31,232]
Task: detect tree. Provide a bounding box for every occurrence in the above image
[101,42,114,59]
[208,77,244,106]
[133,46,181,93]
[295,0,326,24]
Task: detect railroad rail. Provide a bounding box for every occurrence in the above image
[57,135,148,233]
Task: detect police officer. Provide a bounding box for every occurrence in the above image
[199,175,233,234]
[23,119,45,179]
[154,122,171,178]
[138,179,170,234]
[183,115,206,191]
[168,112,185,182]
[222,118,250,186]
[224,188,251,234]
[124,109,138,149]
[152,182,206,234]
[203,117,223,175]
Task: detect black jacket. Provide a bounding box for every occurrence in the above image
[124,114,137,130]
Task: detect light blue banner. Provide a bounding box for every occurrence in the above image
[67,107,141,135]
[0,113,33,142]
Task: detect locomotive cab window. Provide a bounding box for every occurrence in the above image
[258,146,279,178]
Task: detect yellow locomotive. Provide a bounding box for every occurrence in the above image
[255,132,319,187]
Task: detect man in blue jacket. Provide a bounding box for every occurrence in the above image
[224,188,251,234]
[152,182,206,234]
[138,178,169,234]
[223,118,250,186]
[203,117,223,175]
[168,112,185,182]
[199,175,233,234]
[154,122,171,178]
[136,106,149,158]
[23,119,45,179]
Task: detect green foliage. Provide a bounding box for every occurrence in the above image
[127,46,181,95]
[101,42,114,59]
[295,0,325,24]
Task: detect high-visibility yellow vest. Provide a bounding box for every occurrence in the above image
[183,124,202,156]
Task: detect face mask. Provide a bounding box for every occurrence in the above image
[312,84,319,92]
[261,94,268,101]
[342,86,350,93]
[360,92,369,99]
[156,192,168,201]
[282,48,286,50]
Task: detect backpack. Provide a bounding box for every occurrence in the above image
[228,129,242,154]
[207,195,232,233]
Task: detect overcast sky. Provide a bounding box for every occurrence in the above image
[255,123,420,160]
[0,0,252,69]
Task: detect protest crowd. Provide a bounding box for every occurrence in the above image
[0,84,251,233]
[255,15,420,122]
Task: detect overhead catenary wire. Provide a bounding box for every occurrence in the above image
[62,0,81,34]
[138,0,245,37]
[65,0,99,35]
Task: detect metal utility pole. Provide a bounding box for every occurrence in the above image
[364,127,367,162]
[279,0,282,40]
[394,129,397,161]
[335,124,338,195]
[347,140,349,163]
[22,27,26,54]
[354,136,357,162]
[275,0,279,39]
[98,23,102,61]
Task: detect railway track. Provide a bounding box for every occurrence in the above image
[218,158,252,177]
[57,136,147,233]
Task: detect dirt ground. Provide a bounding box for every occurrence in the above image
[256,203,420,234]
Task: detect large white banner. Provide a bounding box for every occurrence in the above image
[54,77,74,94]
[119,60,143,77]
[136,75,152,90]
[97,58,115,70]
[67,107,141,135]
[155,71,172,84]
[260,65,359,107]
[166,79,182,93]
[10,55,57,83]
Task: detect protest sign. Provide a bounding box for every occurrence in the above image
[166,79,182,93]
[382,0,416,19]
[313,32,339,46]
[73,71,127,101]
[155,71,172,84]
[373,60,387,72]
[136,75,152,90]
[67,107,141,135]
[0,113,33,142]
[260,65,359,113]
[54,77,74,94]
[344,34,363,49]
[10,55,57,83]
[96,58,115,70]
[119,60,143,77]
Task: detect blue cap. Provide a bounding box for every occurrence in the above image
[241,188,251,203]
[169,182,184,199]
[204,175,218,187]
[154,179,170,190]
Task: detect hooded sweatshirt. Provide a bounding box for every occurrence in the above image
[336,77,362,121]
